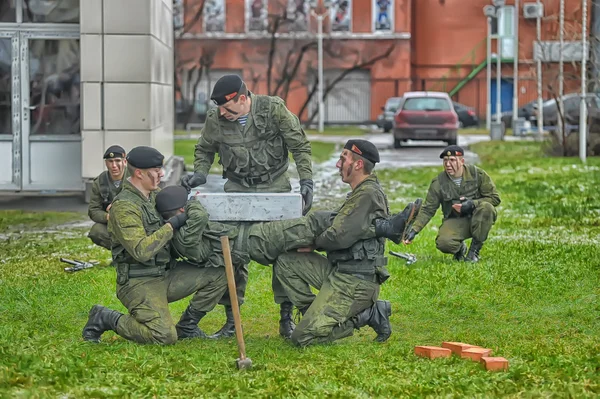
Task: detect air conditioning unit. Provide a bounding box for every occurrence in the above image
[523,3,544,19]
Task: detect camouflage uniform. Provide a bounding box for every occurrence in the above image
[193,94,312,314]
[87,171,122,249]
[170,200,333,269]
[106,180,227,344]
[411,164,501,255]
[274,175,391,347]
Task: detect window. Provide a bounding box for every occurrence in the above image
[204,0,226,33]
[402,97,452,111]
[498,6,515,59]
[173,0,184,36]
[372,0,393,33]
[23,0,80,23]
[330,0,351,33]
[287,0,309,32]
[247,0,268,33]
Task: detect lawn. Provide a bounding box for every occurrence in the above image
[175,126,367,137]
[1,141,599,397]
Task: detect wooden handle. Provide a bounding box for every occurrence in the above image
[220,236,246,360]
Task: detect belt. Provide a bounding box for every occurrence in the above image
[344,272,378,283]
[225,162,288,187]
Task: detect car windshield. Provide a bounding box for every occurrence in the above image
[385,98,402,112]
[403,97,451,111]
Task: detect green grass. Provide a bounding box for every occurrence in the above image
[1,141,599,397]
[0,210,85,233]
[174,139,337,171]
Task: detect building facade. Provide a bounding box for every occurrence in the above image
[175,0,412,125]
[0,0,176,194]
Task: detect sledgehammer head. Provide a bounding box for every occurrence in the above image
[236,357,253,370]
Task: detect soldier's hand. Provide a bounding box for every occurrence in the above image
[299,179,314,215]
[460,199,475,215]
[181,173,207,192]
[167,213,188,230]
[403,229,417,244]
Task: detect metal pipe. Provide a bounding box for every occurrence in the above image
[496,23,502,123]
[513,0,519,135]
[580,0,588,163]
[558,0,564,137]
[487,16,492,130]
[536,0,543,137]
[317,13,324,133]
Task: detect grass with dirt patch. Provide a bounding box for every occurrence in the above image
[0,210,85,233]
[174,139,337,171]
[1,141,599,397]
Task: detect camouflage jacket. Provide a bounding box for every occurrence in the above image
[193,94,312,185]
[411,164,501,232]
[315,174,389,251]
[171,200,245,268]
[108,180,173,271]
[88,171,123,224]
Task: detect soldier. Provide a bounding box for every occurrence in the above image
[403,145,501,262]
[87,145,126,250]
[82,146,228,345]
[180,74,313,340]
[273,139,422,347]
[155,185,415,278]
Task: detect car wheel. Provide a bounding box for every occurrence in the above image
[393,138,402,148]
[447,138,457,146]
[384,127,391,133]
[458,121,464,128]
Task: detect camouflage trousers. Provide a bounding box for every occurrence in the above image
[274,252,379,347]
[435,202,497,254]
[88,222,111,250]
[218,211,333,306]
[115,262,227,344]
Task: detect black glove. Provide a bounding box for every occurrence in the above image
[167,213,188,230]
[404,229,417,242]
[460,200,475,216]
[180,173,207,192]
[299,179,314,215]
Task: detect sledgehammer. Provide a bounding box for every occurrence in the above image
[220,236,253,370]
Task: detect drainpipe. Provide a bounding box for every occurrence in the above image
[592,0,600,88]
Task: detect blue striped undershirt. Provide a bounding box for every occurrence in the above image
[451,176,462,187]
[238,114,249,126]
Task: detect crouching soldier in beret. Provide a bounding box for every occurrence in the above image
[403,145,501,262]
[154,184,420,339]
[81,146,228,345]
[273,140,422,347]
[87,145,126,250]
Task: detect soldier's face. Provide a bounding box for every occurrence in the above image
[141,167,164,191]
[443,156,464,177]
[105,158,125,179]
[336,150,359,183]
[219,95,248,121]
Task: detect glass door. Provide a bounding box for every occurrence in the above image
[20,31,82,191]
[0,31,19,190]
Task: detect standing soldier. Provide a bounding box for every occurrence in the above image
[181,74,313,340]
[87,145,126,250]
[82,146,228,345]
[403,145,501,262]
[274,139,422,347]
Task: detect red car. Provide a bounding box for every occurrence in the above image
[393,91,459,148]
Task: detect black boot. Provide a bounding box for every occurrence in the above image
[453,242,467,261]
[466,240,484,262]
[352,300,392,342]
[209,306,236,339]
[82,305,123,343]
[175,307,208,339]
[279,302,296,339]
[374,199,423,244]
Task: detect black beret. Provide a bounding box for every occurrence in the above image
[210,74,243,106]
[126,146,164,169]
[156,185,189,213]
[103,145,126,159]
[344,139,380,164]
[439,145,465,159]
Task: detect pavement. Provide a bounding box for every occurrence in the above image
[0,132,530,214]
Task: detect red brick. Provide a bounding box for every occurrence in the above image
[461,347,493,361]
[441,341,479,355]
[414,346,452,359]
[481,356,509,371]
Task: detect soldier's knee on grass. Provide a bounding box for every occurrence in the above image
[474,201,495,217]
[436,235,460,254]
[152,325,178,345]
